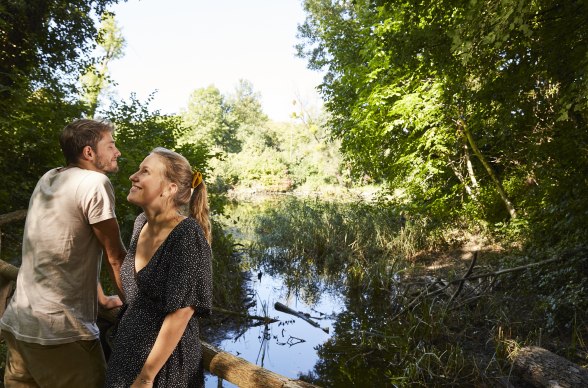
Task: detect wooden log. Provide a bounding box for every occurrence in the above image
[274,302,329,333]
[0,210,27,227]
[512,346,588,388]
[202,341,319,388]
[0,260,19,281]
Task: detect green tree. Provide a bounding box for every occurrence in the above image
[297,0,588,232]
[181,86,240,153]
[227,79,268,133]
[0,0,118,115]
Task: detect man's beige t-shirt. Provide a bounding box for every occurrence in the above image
[0,167,116,345]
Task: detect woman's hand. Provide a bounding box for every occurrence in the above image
[97,283,124,309]
[100,294,123,309]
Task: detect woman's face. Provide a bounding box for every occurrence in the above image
[127,153,169,207]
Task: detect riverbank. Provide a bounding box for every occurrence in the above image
[226,183,383,203]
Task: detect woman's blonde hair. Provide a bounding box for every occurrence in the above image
[151,147,212,244]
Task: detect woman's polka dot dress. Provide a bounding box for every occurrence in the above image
[105,213,212,388]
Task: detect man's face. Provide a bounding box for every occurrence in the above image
[93,132,121,174]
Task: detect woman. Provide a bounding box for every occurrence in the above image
[105,147,212,388]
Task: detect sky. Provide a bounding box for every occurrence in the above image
[106,0,324,121]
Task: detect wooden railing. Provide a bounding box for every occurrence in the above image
[0,210,318,388]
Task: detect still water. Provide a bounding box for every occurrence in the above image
[204,269,344,387]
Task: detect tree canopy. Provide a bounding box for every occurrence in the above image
[297,0,588,238]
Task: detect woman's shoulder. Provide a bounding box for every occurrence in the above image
[172,217,200,239]
[170,217,209,249]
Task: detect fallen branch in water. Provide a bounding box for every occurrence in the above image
[274,302,329,334]
[212,306,279,324]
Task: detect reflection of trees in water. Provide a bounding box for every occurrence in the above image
[245,198,408,385]
[303,283,401,387]
[301,275,488,387]
[258,247,337,307]
[247,198,399,306]
[243,198,483,386]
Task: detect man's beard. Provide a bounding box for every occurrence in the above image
[95,156,118,173]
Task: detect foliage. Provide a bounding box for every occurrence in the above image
[297,0,588,235]
[0,0,119,117]
[180,80,345,192]
[245,198,587,385]
[180,85,241,154]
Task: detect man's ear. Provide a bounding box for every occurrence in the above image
[81,145,94,161]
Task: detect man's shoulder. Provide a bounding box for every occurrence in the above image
[65,167,112,186]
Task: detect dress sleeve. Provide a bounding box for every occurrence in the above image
[162,221,212,317]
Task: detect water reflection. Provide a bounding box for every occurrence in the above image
[204,270,342,387]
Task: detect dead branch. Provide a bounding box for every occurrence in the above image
[212,306,279,324]
[393,253,571,320]
[274,302,329,333]
[449,252,478,304]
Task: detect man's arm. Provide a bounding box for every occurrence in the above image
[92,218,127,301]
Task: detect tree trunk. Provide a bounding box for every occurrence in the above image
[463,141,479,194]
[512,346,588,387]
[460,119,517,219]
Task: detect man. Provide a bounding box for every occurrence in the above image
[0,119,127,387]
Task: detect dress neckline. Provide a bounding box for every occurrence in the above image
[133,214,189,276]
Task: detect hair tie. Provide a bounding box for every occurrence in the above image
[191,170,203,189]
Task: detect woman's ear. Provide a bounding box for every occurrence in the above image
[167,182,178,197]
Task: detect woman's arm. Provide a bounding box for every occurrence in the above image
[97,282,123,309]
[131,306,195,387]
